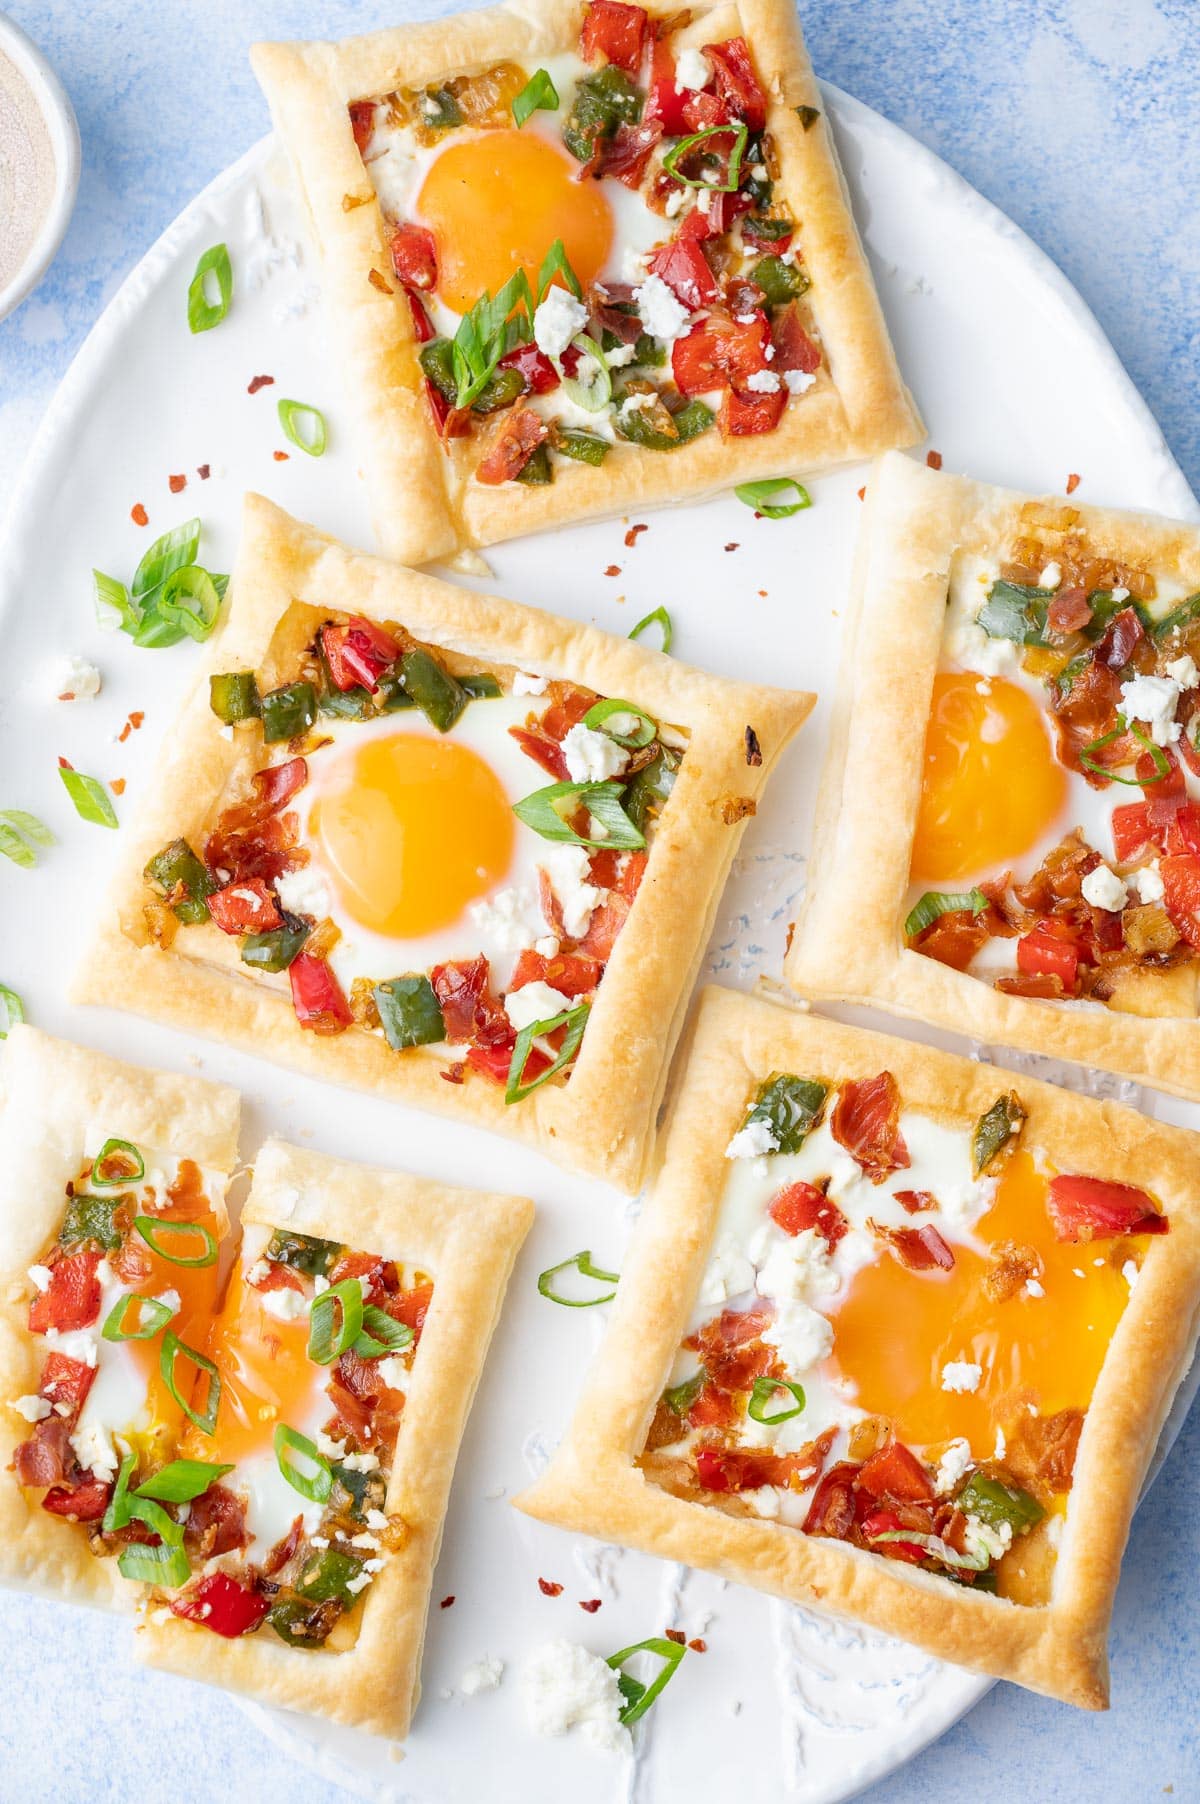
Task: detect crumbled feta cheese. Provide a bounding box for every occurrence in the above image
[1024,1276,1045,1299]
[542,845,603,939]
[763,1300,834,1373]
[315,1429,347,1459]
[1165,653,1200,690]
[28,1265,52,1294]
[11,1394,51,1423]
[1039,561,1062,589]
[376,1354,407,1390]
[1133,863,1165,904]
[534,935,560,958]
[634,273,690,344]
[663,186,686,218]
[310,1535,330,1548]
[744,1485,781,1518]
[70,1418,119,1480]
[505,980,574,1033]
[155,1289,181,1317]
[561,722,628,784]
[935,1438,972,1493]
[246,1259,271,1286]
[44,1329,98,1367]
[674,45,711,91]
[365,1508,389,1531]
[345,1571,373,1596]
[993,1427,1006,1460]
[1119,672,1183,746]
[275,866,334,920]
[1081,863,1128,912]
[940,1360,983,1394]
[521,1640,630,1754]
[56,657,101,701]
[1122,1258,1139,1290]
[699,1235,755,1305]
[963,1513,1012,1564]
[1110,586,1129,602]
[261,1284,309,1323]
[533,287,589,360]
[341,1451,380,1472]
[460,1657,504,1696]
[469,884,547,959]
[606,343,636,367]
[783,367,816,394]
[619,391,656,416]
[725,1118,779,1160]
[755,1229,837,1305]
[312,1273,330,1294]
[745,370,781,393]
[512,670,548,696]
[349,1531,381,1550]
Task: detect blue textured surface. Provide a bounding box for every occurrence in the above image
[1,2,1198,1799]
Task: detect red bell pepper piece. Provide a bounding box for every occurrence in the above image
[207,878,283,936]
[647,234,719,309]
[1047,1175,1168,1241]
[171,1573,270,1638]
[289,955,354,1034]
[348,101,374,155]
[857,1440,935,1502]
[1016,919,1080,988]
[719,385,787,436]
[580,0,648,74]
[1162,853,1200,947]
[509,950,603,997]
[703,36,768,131]
[645,37,691,135]
[672,311,770,396]
[28,1252,102,1335]
[771,301,822,374]
[497,341,560,396]
[768,1180,848,1251]
[321,617,400,692]
[1111,800,1158,863]
[465,1041,552,1087]
[43,1478,111,1521]
[40,1353,97,1417]
[802,1461,859,1538]
[1165,802,1200,855]
[388,223,438,293]
[407,290,435,344]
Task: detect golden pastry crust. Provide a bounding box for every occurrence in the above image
[0,1026,239,1613]
[74,493,813,1192]
[137,1136,533,1739]
[250,0,921,566]
[784,449,1200,1099]
[515,984,1200,1709]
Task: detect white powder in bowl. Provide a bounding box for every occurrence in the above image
[0,47,57,291]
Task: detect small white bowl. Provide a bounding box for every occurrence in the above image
[0,12,80,323]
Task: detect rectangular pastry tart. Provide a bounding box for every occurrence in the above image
[516,985,1200,1706]
[251,0,920,567]
[785,450,1200,1099]
[136,1138,531,1737]
[75,493,812,1191]
[0,1026,240,1611]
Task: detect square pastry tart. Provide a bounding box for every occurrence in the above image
[785,450,1200,1100]
[251,0,920,566]
[516,986,1200,1706]
[75,494,812,1191]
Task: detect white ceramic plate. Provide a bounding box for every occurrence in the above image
[0,83,1196,1804]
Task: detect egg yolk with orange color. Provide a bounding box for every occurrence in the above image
[910,672,1067,886]
[179,1261,322,1464]
[828,1150,1137,1461]
[417,129,613,315]
[122,1162,224,1429]
[310,732,516,939]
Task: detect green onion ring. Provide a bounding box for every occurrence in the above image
[628,607,673,654]
[117,1536,192,1589]
[607,1636,688,1725]
[747,1375,806,1424]
[353,1306,414,1358]
[274,1423,334,1504]
[59,766,118,829]
[537,1249,619,1306]
[134,1458,234,1503]
[277,398,328,457]
[308,1277,365,1365]
[160,1332,222,1436]
[90,1137,145,1188]
[1079,716,1170,785]
[559,334,612,414]
[903,888,988,941]
[102,1292,176,1343]
[0,985,23,1038]
[103,1450,138,1533]
[734,477,812,519]
[506,1002,590,1104]
[187,243,232,333]
[134,1216,218,1268]
[581,697,657,749]
[158,565,222,642]
[513,780,645,851]
[661,123,748,192]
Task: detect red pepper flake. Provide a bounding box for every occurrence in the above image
[538,1578,564,1597]
[578,1598,603,1613]
[168,473,186,494]
[757,589,768,599]
[623,523,648,549]
[724,542,739,552]
[273,450,290,462]
[440,1595,455,1609]
[857,487,866,501]
[688,1638,707,1653]
[1066,472,1081,494]
[665,1628,686,1645]
[368,268,393,294]
[117,710,145,745]
[441,1065,465,1084]
[197,464,211,481]
[110,778,126,796]
[131,503,149,526]
[58,755,73,770]
[247,375,275,395]
[926,449,943,470]
[604,564,621,577]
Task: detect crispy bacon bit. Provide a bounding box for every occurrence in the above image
[720,796,756,825]
[1047,1175,1167,1241]
[440,1595,456,1608]
[593,118,664,186]
[197,464,210,480]
[349,100,375,154]
[1066,472,1081,494]
[704,36,768,131]
[869,1220,955,1272]
[44,1478,110,1521]
[579,1597,603,1613]
[476,407,548,485]
[769,1181,847,1251]
[802,1461,858,1538]
[538,1577,564,1597]
[131,503,148,526]
[576,850,646,961]
[185,1483,250,1558]
[724,541,739,552]
[624,523,649,548]
[1010,1407,1083,1492]
[14,1416,75,1488]
[894,1189,935,1215]
[1047,586,1092,636]
[168,473,186,494]
[431,956,510,1045]
[247,375,274,395]
[696,1431,833,1495]
[665,1628,686,1645]
[744,725,762,766]
[831,1072,910,1182]
[769,303,821,375]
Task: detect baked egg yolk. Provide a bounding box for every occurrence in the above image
[416,128,613,315]
[827,1151,1135,1457]
[310,732,516,939]
[910,672,1067,886]
[181,1261,321,1464]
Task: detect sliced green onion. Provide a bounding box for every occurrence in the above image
[134,1216,218,1268]
[132,518,200,600]
[308,1276,365,1365]
[274,1423,334,1504]
[582,697,657,749]
[904,888,988,940]
[628,607,672,654]
[506,1002,590,1103]
[0,985,23,1037]
[868,1529,989,1571]
[1079,716,1170,785]
[59,767,118,829]
[92,1137,145,1187]
[663,1372,703,1415]
[513,67,559,127]
[158,565,222,642]
[537,1249,619,1306]
[513,779,645,851]
[277,398,328,457]
[0,809,53,868]
[353,1307,414,1358]
[188,243,233,333]
[560,334,612,413]
[104,1450,137,1532]
[94,569,137,632]
[971,1091,1026,1178]
[734,478,812,519]
[118,1536,191,1589]
[160,1332,221,1435]
[102,1292,175,1342]
[661,123,748,192]
[537,236,584,302]
[747,1376,806,1424]
[607,1636,687,1726]
[134,1458,233,1503]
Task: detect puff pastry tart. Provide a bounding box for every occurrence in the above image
[785,450,1200,1099]
[75,494,812,1190]
[250,0,919,566]
[516,986,1200,1707]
